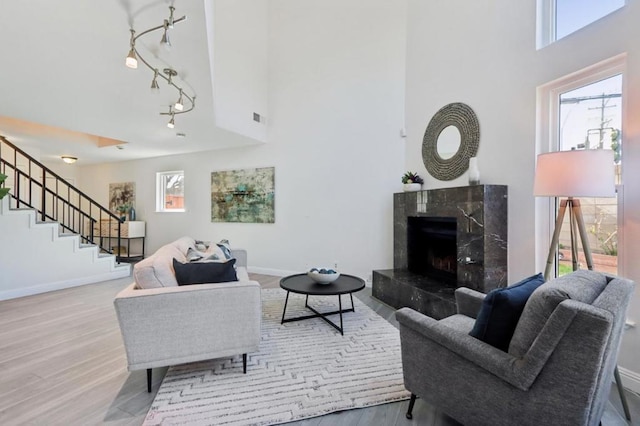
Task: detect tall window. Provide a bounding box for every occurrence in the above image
[556,74,622,276]
[156,171,185,212]
[556,0,625,40]
[538,0,625,47]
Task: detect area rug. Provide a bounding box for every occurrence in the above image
[143,288,410,425]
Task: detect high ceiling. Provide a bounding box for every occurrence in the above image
[0,0,261,165]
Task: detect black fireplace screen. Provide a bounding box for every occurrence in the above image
[407,216,457,284]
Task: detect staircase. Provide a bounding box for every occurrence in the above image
[0,136,131,300]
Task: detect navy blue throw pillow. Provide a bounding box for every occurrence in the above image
[173,258,238,285]
[469,273,545,351]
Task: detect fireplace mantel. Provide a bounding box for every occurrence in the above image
[373,184,508,319]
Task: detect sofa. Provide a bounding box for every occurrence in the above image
[397,270,634,426]
[114,236,262,392]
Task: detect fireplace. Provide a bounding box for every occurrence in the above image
[407,216,457,285]
[372,185,508,319]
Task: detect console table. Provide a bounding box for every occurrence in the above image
[95,220,146,261]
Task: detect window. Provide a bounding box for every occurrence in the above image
[556,0,624,40]
[156,171,185,212]
[538,0,625,48]
[555,74,622,276]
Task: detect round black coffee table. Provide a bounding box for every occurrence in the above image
[280,273,365,335]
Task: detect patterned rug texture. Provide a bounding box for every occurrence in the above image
[143,287,410,425]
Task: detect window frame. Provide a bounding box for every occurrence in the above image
[155,170,185,213]
[535,54,626,277]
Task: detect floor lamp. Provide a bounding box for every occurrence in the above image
[534,149,629,420]
[534,149,616,280]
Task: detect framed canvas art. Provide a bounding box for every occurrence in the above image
[211,167,275,223]
[109,182,136,213]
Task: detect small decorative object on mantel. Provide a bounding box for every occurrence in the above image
[468,157,480,185]
[402,171,424,192]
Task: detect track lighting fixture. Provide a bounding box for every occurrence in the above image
[167,6,175,29]
[175,89,184,111]
[125,30,138,69]
[124,6,195,127]
[150,69,160,91]
[165,68,176,86]
[160,20,171,49]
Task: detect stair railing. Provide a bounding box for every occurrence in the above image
[0,135,123,258]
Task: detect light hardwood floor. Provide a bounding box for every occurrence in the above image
[0,273,637,425]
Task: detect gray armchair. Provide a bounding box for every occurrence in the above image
[396,270,634,426]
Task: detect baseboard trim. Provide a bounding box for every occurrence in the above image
[618,366,640,395]
[0,267,131,301]
[248,266,298,277]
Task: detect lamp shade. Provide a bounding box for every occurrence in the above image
[533,149,615,198]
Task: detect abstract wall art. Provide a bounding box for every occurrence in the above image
[109,182,136,213]
[211,167,275,223]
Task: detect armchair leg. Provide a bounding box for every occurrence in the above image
[614,365,631,421]
[147,368,152,393]
[406,393,417,419]
[243,353,247,374]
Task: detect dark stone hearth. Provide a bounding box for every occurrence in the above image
[374,184,508,319]
[372,269,456,320]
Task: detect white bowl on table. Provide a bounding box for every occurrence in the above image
[307,268,340,285]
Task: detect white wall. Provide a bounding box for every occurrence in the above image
[404,0,640,379]
[78,0,407,282]
[41,161,79,186]
[209,0,269,142]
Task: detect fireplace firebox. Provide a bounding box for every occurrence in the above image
[407,216,457,285]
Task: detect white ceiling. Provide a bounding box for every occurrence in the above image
[0,0,261,165]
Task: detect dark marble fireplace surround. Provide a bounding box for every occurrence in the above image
[372,185,508,319]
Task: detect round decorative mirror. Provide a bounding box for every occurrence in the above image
[422,102,479,181]
[436,126,461,160]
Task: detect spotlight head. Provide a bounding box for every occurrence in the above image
[125,48,137,69]
[150,69,160,91]
[174,91,184,111]
[167,116,175,129]
[160,20,171,50]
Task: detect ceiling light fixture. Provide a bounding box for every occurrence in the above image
[167,6,175,28]
[125,6,195,128]
[167,106,175,129]
[160,20,171,50]
[61,156,78,164]
[150,69,160,91]
[175,89,184,111]
[125,30,138,69]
